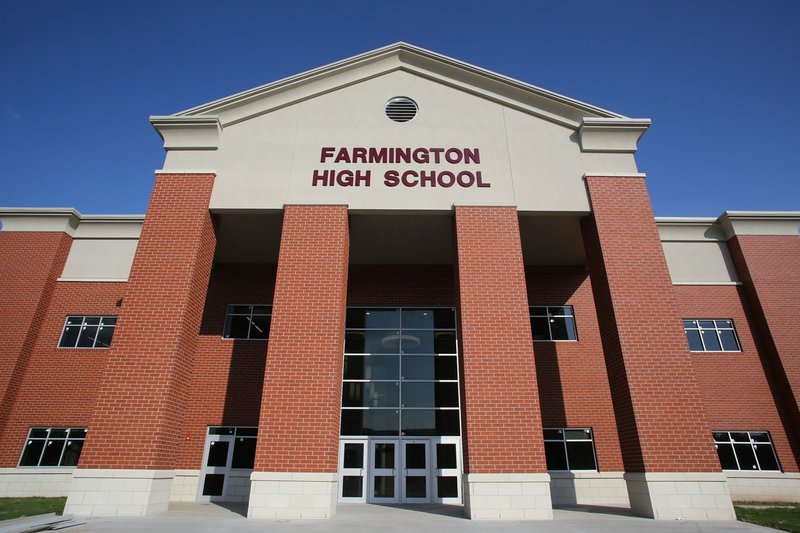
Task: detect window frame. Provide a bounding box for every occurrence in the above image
[530,306,578,342]
[683,319,741,352]
[57,315,117,349]
[543,427,598,471]
[222,304,272,340]
[17,427,87,468]
[712,430,781,472]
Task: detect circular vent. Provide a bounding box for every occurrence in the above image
[385,97,418,122]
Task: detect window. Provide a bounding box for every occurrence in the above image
[18,427,87,467]
[713,431,780,471]
[207,426,258,469]
[530,306,577,341]
[58,316,116,348]
[543,428,597,471]
[683,319,740,352]
[223,305,271,340]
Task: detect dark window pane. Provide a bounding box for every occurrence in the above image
[83,317,101,325]
[19,440,45,466]
[549,317,576,340]
[76,325,99,347]
[343,356,398,380]
[65,316,83,326]
[750,432,770,442]
[340,409,399,436]
[61,440,83,466]
[434,357,458,380]
[686,330,704,351]
[231,438,256,469]
[545,441,567,470]
[698,321,715,329]
[202,474,225,496]
[373,476,394,498]
[29,429,48,438]
[715,320,733,329]
[406,476,426,498]
[531,317,550,340]
[59,325,80,347]
[209,427,235,435]
[345,330,401,354]
[530,307,547,316]
[564,429,590,440]
[436,444,457,469]
[342,476,363,497]
[566,442,596,470]
[683,320,697,329]
[402,309,455,329]
[719,330,739,351]
[734,443,758,470]
[716,443,738,470]
[69,428,87,439]
[402,410,459,436]
[343,443,364,468]
[401,383,458,408]
[40,440,66,466]
[252,305,271,315]
[712,432,730,442]
[374,443,395,469]
[433,331,457,354]
[347,309,400,329]
[754,444,780,471]
[437,476,458,498]
[405,443,426,469]
[95,326,114,348]
[342,382,399,408]
[229,305,251,314]
[249,315,270,339]
[225,315,251,339]
[731,432,750,442]
[206,441,229,467]
[49,429,68,439]
[701,330,722,351]
[543,429,563,440]
[235,427,257,437]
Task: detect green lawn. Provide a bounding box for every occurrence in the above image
[736,505,800,533]
[0,497,66,522]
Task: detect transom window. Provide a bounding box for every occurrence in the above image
[58,316,116,348]
[18,427,87,467]
[713,431,779,471]
[530,306,577,341]
[207,426,258,469]
[341,307,460,437]
[543,428,597,471]
[683,319,740,352]
[223,304,271,340]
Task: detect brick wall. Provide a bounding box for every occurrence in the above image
[526,266,624,472]
[728,235,800,468]
[177,264,276,469]
[676,284,799,473]
[454,206,547,474]
[0,281,125,466]
[0,232,72,437]
[347,264,456,305]
[253,205,349,473]
[78,174,216,470]
[582,176,719,473]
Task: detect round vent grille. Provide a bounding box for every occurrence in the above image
[385,97,418,122]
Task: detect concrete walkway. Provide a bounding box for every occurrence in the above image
[65,502,777,533]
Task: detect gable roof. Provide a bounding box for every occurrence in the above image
[168,42,629,130]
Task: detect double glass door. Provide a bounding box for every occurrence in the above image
[339,437,461,504]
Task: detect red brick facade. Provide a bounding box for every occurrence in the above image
[454,206,547,474]
[582,175,720,473]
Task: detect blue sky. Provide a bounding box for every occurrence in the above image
[1,0,798,217]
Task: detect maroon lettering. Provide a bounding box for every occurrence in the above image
[457,171,475,187]
[312,169,329,186]
[420,170,436,187]
[464,148,480,164]
[320,147,335,163]
[395,147,411,164]
[352,147,367,163]
[429,147,444,164]
[384,170,399,187]
[445,148,462,164]
[334,148,351,163]
[401,170,418,187]
[369,147,387,163]
[354,170,371,187]
[412,148,429,164]
[438,171,455,188]
[476,171,490,188]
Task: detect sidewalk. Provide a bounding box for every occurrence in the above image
[63,502,777,533]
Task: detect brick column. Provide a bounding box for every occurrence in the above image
[581,175,734,520]
[64,173,216,517]
[454,206,552,520]
[248,205,349,519]
[0,231,72,443]
[727,231,800,461]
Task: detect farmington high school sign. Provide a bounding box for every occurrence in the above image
[311,147,491,188]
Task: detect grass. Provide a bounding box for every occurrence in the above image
[736,505,800,533]
[0,497,67,522]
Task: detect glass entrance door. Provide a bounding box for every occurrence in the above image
[402,440,430,503]
[199,434,233,502]
[369,440,398,503]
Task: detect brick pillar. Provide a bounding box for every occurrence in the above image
[581,175,734,520]
[0,231,72,444]
[727,233,800,463]
[248,205,349,519]
[64,173,216,517]
[454,206,552,520]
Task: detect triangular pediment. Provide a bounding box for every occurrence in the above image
[170,42,625,129]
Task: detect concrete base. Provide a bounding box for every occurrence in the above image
[247,472,337,519]
[0,468,75,497]
[549,471,629,506]
[726,471,800,503]
[170,469,200,502]
[463,473,553,520]
[64,469,174,516]
[625,472,736,520]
